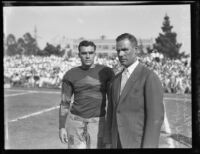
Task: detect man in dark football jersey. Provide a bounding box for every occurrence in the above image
[59,40,114,149]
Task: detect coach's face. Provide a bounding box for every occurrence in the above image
[116,39,137,68]
[79,46,96,68]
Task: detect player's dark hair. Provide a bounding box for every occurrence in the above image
[116,33,138,47]
[78,40,96,52]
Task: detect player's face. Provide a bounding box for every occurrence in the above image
[116,39,137,68]
[79,46,96,68]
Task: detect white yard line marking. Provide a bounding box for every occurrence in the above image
[5,89,60,94]
[8,105,59,123]
[163,103,175,148]
[164,97,191,102]
[6,89,191,101]
[5,91,37,97]
[5,89,32,92]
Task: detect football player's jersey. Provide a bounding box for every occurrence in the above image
[62,64,114,118]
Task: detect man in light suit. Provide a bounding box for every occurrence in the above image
[104,33,164,148]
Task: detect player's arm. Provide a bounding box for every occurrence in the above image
[106,68,115,96]
[104,70,114,148]
[59,95,71,129]
[59,80,73,144]
[104,81,113,148]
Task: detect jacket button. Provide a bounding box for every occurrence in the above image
[117,110,120,113]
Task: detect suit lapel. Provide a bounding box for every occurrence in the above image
[118,63,143,104]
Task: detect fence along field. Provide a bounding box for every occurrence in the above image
[4,88,191,149]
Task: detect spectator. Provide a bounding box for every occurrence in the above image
[4,54,191,94]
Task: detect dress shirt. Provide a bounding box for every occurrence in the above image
[124,59,139,79]
[120,59,139,95]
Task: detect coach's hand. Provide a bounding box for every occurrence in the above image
[59,128,68,144]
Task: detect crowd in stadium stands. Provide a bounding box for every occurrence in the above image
[4,53,191,94]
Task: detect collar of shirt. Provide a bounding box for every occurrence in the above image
[124,59,139,79]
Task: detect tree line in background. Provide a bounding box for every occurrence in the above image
[4,14,189,60]
[4,32,65,57]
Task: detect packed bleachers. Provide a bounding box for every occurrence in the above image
[4,53,191,94]
[140,54,191,94]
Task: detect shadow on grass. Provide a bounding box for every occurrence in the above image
[169,133,192,147]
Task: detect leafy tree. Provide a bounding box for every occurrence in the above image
[37,48,49,56]
[6,34,16,45]
[151,14,188,59]
[16,38,26,55]
[42,43,54,56]
[56,44,65,56]
[39,43,65,57]
[66,49,73,58]
[6,34,18,56]
[137,39,145,56]
[23,32,39,55]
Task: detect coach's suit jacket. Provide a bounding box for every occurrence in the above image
[104,62,164,148]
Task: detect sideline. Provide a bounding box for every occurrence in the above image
[164,97,191,102]
[163,103,175,148]
[5,89,191,101]
[5,91,37,97]
[8,105,60,122]
[5,89,60,94]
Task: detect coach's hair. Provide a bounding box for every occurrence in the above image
[116,33,138,47]
[78,40,96,52]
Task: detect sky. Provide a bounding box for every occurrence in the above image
[3,4,191,55]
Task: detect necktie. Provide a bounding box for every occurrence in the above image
[120,68,129,95]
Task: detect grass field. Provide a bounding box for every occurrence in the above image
[4,87,192,149]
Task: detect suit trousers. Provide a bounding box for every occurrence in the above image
[117,132,122,148]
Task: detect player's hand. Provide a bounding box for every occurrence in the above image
[59,128,68,144]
